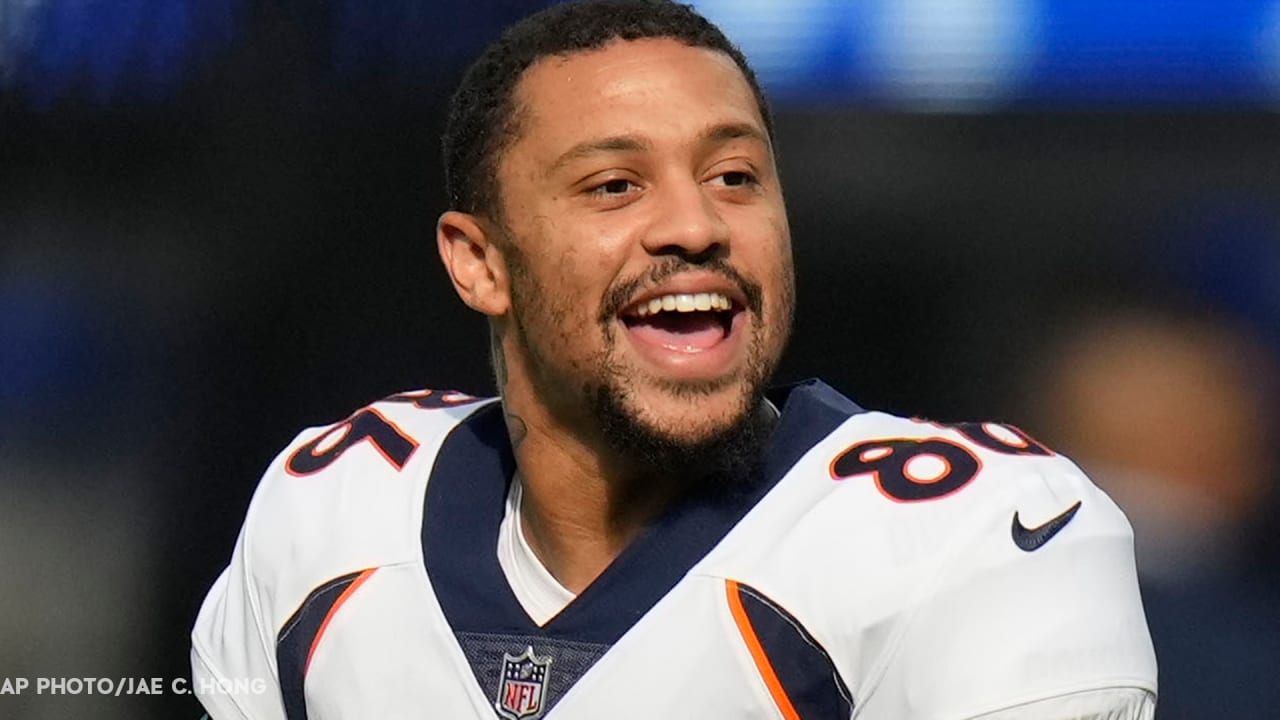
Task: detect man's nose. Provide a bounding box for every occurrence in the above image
[640,179,730,261]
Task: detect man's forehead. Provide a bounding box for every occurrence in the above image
[520,36,734,81]
[507,37,767,155]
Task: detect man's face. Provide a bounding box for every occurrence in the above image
[494,37,794,455]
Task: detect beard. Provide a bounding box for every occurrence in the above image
[499,228,794,494]
[588,376,776,497]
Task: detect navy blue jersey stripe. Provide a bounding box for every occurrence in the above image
[275,570,366,720]
[736,582,854,719]
[421,403,528,633]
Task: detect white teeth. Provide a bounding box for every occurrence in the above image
[631,291,733,317]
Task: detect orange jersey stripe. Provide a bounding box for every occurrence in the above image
[725,579,801,720]
[305,568,378,675]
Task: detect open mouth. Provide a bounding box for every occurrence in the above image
[620,291,740,352]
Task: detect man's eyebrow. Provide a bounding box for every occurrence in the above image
[704,122,769,148]
[547,123,769,173]
[550,135,652,173]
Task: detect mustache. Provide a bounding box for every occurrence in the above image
[598,258,764,323]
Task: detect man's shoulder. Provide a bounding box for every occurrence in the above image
[269,388,496,482]
[713,406,1136,618]
[762,405,1128,540]
[236,389,499,616]
[820,409,1116,509]
[767,380,1116,520]
[702,406,1148,696]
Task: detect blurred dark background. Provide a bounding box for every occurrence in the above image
[2,1,1278,718]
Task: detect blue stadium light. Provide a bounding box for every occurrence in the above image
[1030,0,1274,105]
[692,0,848,93]
[856,0,1038,110]
[692,0,1280,109]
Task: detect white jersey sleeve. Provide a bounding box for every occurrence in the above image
[189,425,317,720]
[847,422,1157,719]
[191,533,286,720]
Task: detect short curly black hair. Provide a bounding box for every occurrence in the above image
[442,0,772,217]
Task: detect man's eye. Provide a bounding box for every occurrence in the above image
[592,179,635,195]
[712,171,757,187]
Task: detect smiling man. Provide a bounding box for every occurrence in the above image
[191,2,1157,719]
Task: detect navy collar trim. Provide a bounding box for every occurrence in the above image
[421,379,863,643]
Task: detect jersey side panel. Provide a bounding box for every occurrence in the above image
[302,563,493,719]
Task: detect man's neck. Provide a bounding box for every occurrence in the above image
[505,404,680,594]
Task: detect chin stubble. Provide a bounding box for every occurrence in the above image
[589,379,775,496]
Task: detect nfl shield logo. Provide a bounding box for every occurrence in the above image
[494,646,552,720]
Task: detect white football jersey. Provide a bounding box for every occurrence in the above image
[192,380,1156,719]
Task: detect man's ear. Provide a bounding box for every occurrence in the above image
[436,211,511,318]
